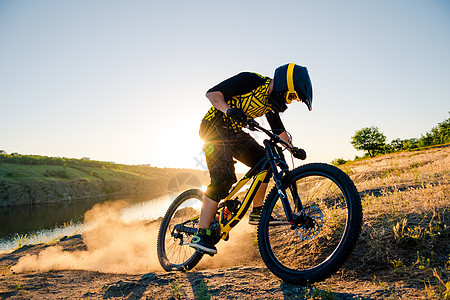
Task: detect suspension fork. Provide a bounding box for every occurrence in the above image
[289,183,303,212]
[264,140,295,223]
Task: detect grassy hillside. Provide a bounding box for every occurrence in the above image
[0,155,209,207]
[0,163,143,182]
[334,144,450,298]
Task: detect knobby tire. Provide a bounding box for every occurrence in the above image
[157,189,204,271]
[257,163,363,284]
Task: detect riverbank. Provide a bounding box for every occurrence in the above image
[0,160,209,207]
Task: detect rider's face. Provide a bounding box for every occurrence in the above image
[287,92,299,101]
[284,92,301,104]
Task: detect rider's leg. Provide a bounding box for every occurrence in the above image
[230,131,281,224]
[231,130,269,211]
[190,194,219,254]
[199,195,219,229]
[191,122,235,254]
[198,122,235,230]
[249,180,282,225]
[252,182,268,208]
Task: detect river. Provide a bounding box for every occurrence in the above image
[0,193,175,253]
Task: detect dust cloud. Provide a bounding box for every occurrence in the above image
[11,197,261,274]
[11,200,165,274]
[198,217,261,269]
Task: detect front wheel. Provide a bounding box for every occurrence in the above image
[157,189,204,271]
[258,163,362,284]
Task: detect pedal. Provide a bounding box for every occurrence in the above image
[196,249,216,257]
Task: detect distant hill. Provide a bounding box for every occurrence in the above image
[0,154,209,207]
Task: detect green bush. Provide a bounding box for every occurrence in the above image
[44,169,70,179]
[331,158,347,166]
[418,117,449,147]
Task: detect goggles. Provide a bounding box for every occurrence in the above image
[285,63,301,104]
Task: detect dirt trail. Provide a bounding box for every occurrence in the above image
[0,235,426,299]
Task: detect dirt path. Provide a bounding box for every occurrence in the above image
[0,235,422,300]
[0,266,371,300]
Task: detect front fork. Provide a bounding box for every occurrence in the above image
[264,140,304,228]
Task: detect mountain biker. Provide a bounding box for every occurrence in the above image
[189,63,313,255]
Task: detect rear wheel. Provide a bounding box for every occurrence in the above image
[258,163,362,284]
[157,189,204,271]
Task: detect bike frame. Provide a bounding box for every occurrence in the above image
[190,121,302,241]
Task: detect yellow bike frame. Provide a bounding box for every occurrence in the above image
[186,168,268,241]
[219,169,269,240]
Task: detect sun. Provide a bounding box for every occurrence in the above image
[148,116,253,174]
[152,119,205,170]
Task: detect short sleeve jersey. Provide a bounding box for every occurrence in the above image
[203,72,285,134]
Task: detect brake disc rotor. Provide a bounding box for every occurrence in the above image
[295,205,324,241]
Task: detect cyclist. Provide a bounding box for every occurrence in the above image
[190,63,313,255]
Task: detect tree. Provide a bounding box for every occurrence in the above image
[389,139,403,152]
[351,126,387,157]
[417,117,449,148]
[437,117,450,144]
[402,138,419,150]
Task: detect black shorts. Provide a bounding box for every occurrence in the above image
[199,120,267,202]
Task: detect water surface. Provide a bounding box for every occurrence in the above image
[0,193,173,252]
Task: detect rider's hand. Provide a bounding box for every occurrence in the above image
[291,147,307,160]
[226,108,247,124]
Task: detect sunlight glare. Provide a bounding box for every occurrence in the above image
[151,117,205,169]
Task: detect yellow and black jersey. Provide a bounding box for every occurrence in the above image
[203,72,285,134]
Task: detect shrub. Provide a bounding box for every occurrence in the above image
[331,158,347,166]
[44,169,70,179]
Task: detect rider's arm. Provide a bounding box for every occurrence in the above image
[266,111,294,149]
[279,131,293,147]
[205,91,231,114]
[266,111,286,134]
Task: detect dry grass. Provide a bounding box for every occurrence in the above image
[333,145,450,298]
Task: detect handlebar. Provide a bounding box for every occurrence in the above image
[245,119,307,160]
[246,119,290,149]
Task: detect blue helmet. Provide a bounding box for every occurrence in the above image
[270,63,313,112]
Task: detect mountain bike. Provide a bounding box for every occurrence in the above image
[157,120,363,284]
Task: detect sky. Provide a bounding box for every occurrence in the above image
[0,0,449,173]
